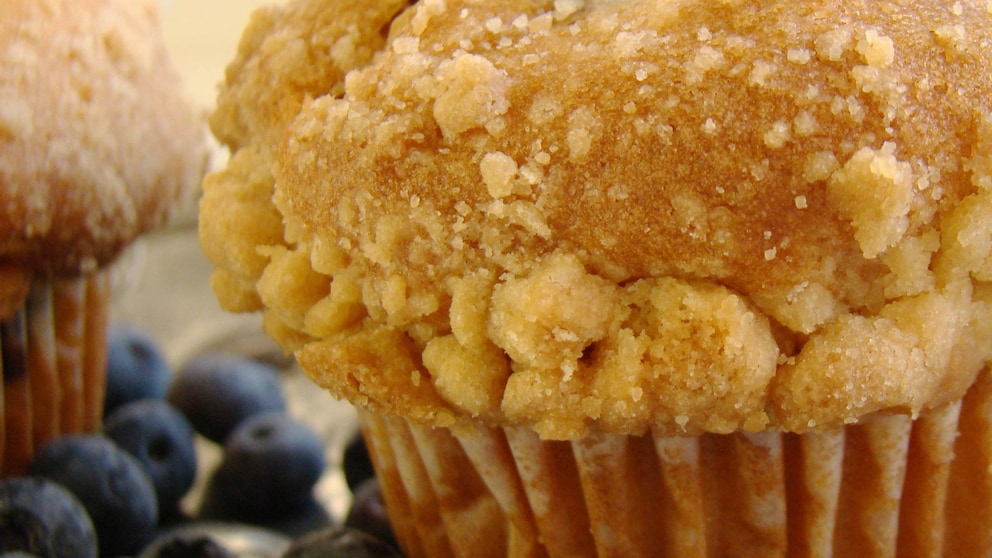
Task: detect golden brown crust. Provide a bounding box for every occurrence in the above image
[0,0,207,276]
[203,0,992,438]
[200,0,413,313]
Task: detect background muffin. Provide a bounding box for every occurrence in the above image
[0,0,207,476]
[201,0,992,555]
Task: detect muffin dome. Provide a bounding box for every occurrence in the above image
[202,0,992,438]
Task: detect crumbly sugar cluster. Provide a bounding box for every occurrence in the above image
[201,0,992,439]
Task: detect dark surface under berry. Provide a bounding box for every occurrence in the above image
[344,479,397,550]
[280,526,403,558]
[146,533,233,558]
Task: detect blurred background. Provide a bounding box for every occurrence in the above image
[158,0,269,110]
[110,0,359,526]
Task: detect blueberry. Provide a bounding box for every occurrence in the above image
[280,526,402,558]
[203,413,325,521]
[344,479,397,550]
[342,431,375,492]
[0,477,97,558]
[103,399,197,518]
[168,353,286,444]
[27,435,158,558]
[104,325,172,416]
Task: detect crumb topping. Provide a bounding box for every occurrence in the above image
[202,0,992,438]
[1,0,206,277]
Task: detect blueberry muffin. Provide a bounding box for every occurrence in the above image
[200,0,992,555]
[1,0,206,476]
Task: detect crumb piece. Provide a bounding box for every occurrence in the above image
[936,191,992,282]
[480,151,518,198]
[763,120,792,148]
[433,53,510,138]
[935,23,968,58]
[392,36,420,54]
[529,12,554,32]
[803,151,840,183]
[566,106,603,162]
[527,92,564,125]
[966,110,992,190]
[257,246,330,331]
[554,0,585,21]
[686,45,727,83]
[856,29,894,67]
[815,25,854,61]
[881,232,938,298]
[423,335,509,416]
[787,48,812,64]
[827,142,914,258]
[701,118,718,135]
[748,60,776,86]
[485,17,503,33]
[793,111,820,136]
[754,281,845,334]
[381,274,408,315]
[489,253,619,371]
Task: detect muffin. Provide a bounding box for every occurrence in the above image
[200,0,992,555]
[0,0,207,476]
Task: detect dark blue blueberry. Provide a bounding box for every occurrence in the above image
[26,435,158,558]
[203,413,325,521]
[103,399,197,518]
[167,353,286,444]
[342,431,375,492]
[280,526,403,558]
[0,477,97,558]
[344,479,397,550]
[104,325,172,416]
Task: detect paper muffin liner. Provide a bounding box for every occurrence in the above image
[0,269,111,477]
[358,369,992,558]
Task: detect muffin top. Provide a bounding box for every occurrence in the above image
[0,0,207,290]
[202,0,992,439]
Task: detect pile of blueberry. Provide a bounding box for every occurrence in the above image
[0,326,400,558]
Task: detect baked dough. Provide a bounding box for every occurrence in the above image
[203,0,992,438]
[0,0,207,279]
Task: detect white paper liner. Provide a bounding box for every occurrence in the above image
[358,368,992,557]
[0,269,110,477]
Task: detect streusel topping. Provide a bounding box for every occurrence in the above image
[202,0,992,438]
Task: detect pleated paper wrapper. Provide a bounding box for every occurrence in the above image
[0,269,111,477]
[359,370,992,558]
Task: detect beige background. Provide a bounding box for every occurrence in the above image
[157,0,274,110]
